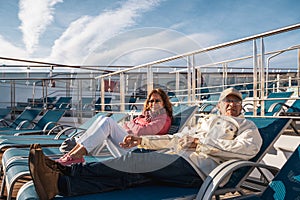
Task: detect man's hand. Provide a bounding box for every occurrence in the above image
[119,135,142,149]
[178,135,199,150]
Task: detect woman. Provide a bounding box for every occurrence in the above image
[57,88,173,165]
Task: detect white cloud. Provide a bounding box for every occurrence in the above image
[188,33,219,49]
[80,28,219,67]
[48,0,161,65]
[0,35,27,64]
[18,0,63,54]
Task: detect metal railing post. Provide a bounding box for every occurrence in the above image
[260,38,266,116]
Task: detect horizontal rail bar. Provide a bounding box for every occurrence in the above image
[95,23,300,79]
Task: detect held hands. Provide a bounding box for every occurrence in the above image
[119,135,142,149]
[178,135,199,150]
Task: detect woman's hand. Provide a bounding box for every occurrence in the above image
[119,135,142,148]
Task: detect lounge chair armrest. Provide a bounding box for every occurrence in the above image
[196,160,280,200]
[199,103,217,114]
[70,128,86,138]
[83,104,93,110]
[52,126,78,139]
[267,102,287,113]
[199,103,215,111]
[279,102,300,116]
[58,103,71,109]
[30,121,38,126]
[14,130,43,136]
[54,128,86,140]
[42,122,61,134]
[242,102,254,107]
[46,124,74,135]
[242,102,256,111]
[15,120,34,130]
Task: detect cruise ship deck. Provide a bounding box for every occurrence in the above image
[0,23,300,199]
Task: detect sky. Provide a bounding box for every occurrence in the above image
[0,0,300,70]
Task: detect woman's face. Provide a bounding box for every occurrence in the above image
[148,93,164,111]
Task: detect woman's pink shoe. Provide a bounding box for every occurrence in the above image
[56,153,69,162]
[56,154,85,166]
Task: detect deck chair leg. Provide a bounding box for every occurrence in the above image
[0,171,6,198]
[290,120,299,134]
[7,173,31,200]
[87,140,120,158]
[105,140,122,158]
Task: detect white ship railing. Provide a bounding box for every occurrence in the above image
[95,23,300,116]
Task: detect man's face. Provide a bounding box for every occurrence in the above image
[218,94,242,117]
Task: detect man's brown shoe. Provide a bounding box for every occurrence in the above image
[30,143,42,150]
[29,144,59,200]
[45,155,71,175]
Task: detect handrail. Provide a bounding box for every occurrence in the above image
[266,44,300,95]
[95,23,300,79]
[170,44,300,73]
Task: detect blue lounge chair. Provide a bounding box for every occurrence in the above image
[277,99,300,134]
[168,105,198,134]
[196,117,293,200]
[80,97,94,110]
[0,147,64,199]
[199,144,300,200]
[52,97,72,110]
[17,180,199,200]
[198,93,220,114]
[244,91,293,116]
[125,96,137,110]
[279,98,300,115]
[0,112,128,199]
[0,110,65,136]
[104,105,198,157]
[0,112,114,174]
[0,109,41,131]
[0,108,11,120]
[74,97,95,118]
[0,113,107,196]
[0,112,127,152]
[169,96,179,103]
[87,104,197,159]
[0,106,194,199]
[0,112,110,165]
[12,116,292,200]
[95,97,112,111]
[26,97,56,109]
[100,117,290,200]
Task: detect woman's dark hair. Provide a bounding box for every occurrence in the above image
[143,88,173,118]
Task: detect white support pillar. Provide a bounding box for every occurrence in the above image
[147,65,153,97]
[298,49,300,96]
[260,38,266,116]
[187,56,192,104]
[253,40,258,116]
[100,78,105,111]
[191,55,196,104]
[120,73,125,112]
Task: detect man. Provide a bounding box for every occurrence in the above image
[29,88,262,199]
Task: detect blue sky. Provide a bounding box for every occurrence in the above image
[0,0,299,68]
